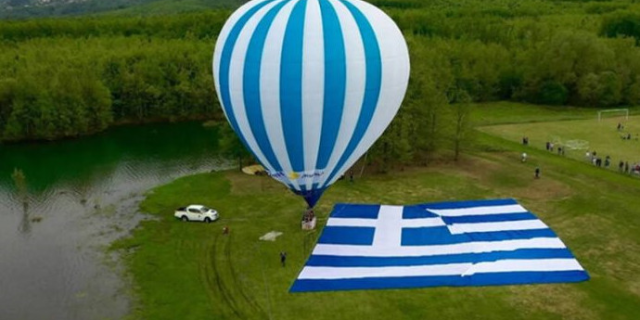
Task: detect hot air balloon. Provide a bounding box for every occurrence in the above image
[212,0,410,208]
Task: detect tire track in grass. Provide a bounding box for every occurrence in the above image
[175,222,198,264]
[199,231,223,318]
[224,233,268,319]
[205,232,245,319]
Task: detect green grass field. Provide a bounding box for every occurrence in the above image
[479,113,640,169]
[113,103,640,320]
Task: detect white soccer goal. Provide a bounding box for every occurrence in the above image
[598,108,629,122]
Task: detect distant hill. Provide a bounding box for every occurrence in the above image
[0,0,243,19]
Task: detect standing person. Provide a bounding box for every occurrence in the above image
[349,171,354,183]
[535,167,540,179]
[280,251,287,267]
[619,161,624,172]
[625,161,630,173]
[522,152,527,163]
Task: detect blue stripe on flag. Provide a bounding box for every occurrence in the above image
[290,271,590,292]
[306,248,575,267]
[315,0,346,170]
[280,0,307,172]
[317,226,374,245]
[401,227,557,246]
[218,0,277,163]
[441,212,537,224]
[403,205,439,219]
[322,0,382,187]
[331,204,380,219]
[243,0,291,174]
[422,198,518,210]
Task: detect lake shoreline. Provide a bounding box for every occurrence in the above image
[0,121,231,320]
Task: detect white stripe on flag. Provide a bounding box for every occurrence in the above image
[428,204,526,217]
[326,217,445,228]
[312,238,567,257]
[326,218,377,227]
[297,259,583,280]
[463,258,584,276]
[447,220,549,234]
[403,218,447,228]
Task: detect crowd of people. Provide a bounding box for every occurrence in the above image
[583,123,640,175]
[521,121,640,178]
[544,141,565,156]
[585,151,640,175]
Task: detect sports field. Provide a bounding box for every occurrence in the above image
[479,112,640,170]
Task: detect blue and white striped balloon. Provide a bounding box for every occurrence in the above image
[213,0,410,207]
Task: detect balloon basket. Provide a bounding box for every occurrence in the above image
[301,217,317,230]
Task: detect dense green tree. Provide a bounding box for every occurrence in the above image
[599,71,622,106]
[0,36,220,141]
[601,12,640,44]
[578,73,602,106]
[538,80,569,106]
[447,89,474,161]
[217,122,252,171]
[624,76,640,105]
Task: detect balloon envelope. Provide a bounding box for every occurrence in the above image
[213,0,410,207]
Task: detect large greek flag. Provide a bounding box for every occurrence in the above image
[291,199,589,292]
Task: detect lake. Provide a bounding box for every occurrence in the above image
[0,122,230,320]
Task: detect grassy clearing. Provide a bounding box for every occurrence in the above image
[473,102,640,126]
[473,102,598,126]
[478,114,640,167]
[113,124,640,319]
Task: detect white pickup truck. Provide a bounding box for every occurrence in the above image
[174,205,219,223]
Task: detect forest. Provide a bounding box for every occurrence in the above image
[2,0,640,168]
[0,0,242,19]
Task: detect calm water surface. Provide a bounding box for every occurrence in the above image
[0,122,229,320]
